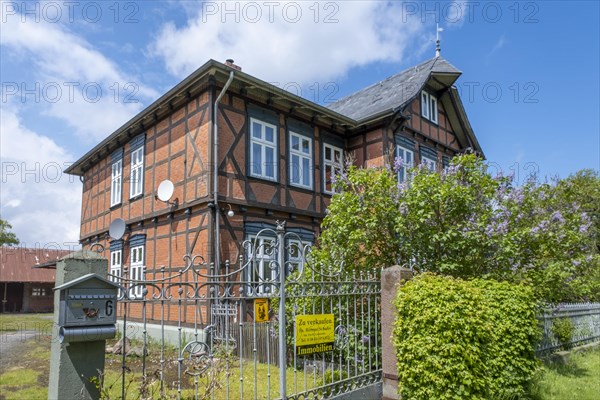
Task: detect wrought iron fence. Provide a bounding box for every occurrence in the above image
[107,221,382,399]
[536,302,600,354]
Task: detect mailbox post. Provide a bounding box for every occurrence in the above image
[55,274,119,344]
[48,250,117,400]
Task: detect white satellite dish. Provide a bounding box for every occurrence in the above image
[156,180,175,202]
[109,218,126,240]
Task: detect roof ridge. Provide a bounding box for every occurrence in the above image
[329,57,439,106]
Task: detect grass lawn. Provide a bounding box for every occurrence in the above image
[531,348,600,400]
[0,313,323,400]
[2,313,597,399]
[0,313,54,332]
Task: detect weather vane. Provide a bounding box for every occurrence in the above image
[436,23,443,57]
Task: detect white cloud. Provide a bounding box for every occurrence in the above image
[444,1,470,29]
[486,34,506,63]
[0,11,158,142]
[149,1,426,85]
[1,107,82,246]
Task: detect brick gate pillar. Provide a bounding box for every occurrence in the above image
[381,265,413,400]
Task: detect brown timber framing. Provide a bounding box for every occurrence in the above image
[71,58,480,257]
[76,90,465,245]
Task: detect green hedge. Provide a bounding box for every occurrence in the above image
[393,273,540,400]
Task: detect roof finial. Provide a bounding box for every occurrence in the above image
[435,24,443,57]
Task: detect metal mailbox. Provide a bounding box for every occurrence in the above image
[54,273,120,343]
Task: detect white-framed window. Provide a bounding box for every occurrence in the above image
[110,249,122,290]
[129,245,145,299]
[111,159,122,206]
[32,287,47,296]
[421,91,430,120]
[422,156,437,171]
[430,96,438,124]
[323,143,343,194]
[245,235,312,296]
[287,239,310,275]
[130,146,144,198]
[421,91,438,124]
[289,132,313,189]
[396,145,414,183]
[246,235,276,296]
[249,118,277,181]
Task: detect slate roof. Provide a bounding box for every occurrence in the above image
[327,56,462,122]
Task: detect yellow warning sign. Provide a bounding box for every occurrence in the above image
[295,314,335,356]
[254,298,269,323]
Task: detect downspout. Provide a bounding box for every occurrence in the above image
[213,69,235,269]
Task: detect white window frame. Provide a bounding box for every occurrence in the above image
[110,249,122,293]
[323,143,343,194]
[129,245,145,299]
[130,146,144,198]
[246,235,276,296]
[396,145,414,183]
[421,91,430,120]
[249,118,278,181]
[111,159,122,207]
[421,91,438,124]
[289,132,313,189]
[32,287,47,296]
[245,235,312,296]
[422,156,437,171]
[430,96,438,124]
[287,238,311,276]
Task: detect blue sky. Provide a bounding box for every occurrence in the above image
[1,0,599,246]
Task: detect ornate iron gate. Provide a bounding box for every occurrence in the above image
[111,221,382,399]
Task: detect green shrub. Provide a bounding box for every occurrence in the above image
[551,317,575,350]
[393,273,540,400]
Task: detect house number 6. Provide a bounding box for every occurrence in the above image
[106,300,113,316]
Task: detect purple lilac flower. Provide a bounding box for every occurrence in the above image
[398,203,408,217]
[445,164,460,176]
[532,220,549,234]
[579,223,591,234]
[362,335,370,344]
[393,156,404,172]
[512,190,524,204]
[551,211,565,224]
[398,181,407,194]
[507,170,515,181]
[572,260,581,267]
[496,220,509,234]
[581,212,590,223]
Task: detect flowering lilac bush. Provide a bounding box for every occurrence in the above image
[313,154,599,302]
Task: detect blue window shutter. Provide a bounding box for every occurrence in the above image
[419,146,437,161]
[129,234,146,247]
[110,239,124,251]
[111,148,124,163]
[129,134,145,150]
[394,135,415,150]
[442,156,451,168]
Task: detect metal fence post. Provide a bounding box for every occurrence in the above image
[277,221,287,400]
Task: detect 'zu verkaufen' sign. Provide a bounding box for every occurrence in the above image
[295,314,335,356]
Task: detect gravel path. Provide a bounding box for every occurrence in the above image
[0,330,39,362]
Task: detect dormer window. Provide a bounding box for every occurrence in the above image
[421,91,438,124]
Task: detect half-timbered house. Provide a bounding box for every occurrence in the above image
[65,56,483,325]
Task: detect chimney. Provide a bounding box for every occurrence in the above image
[225,59,242,71]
